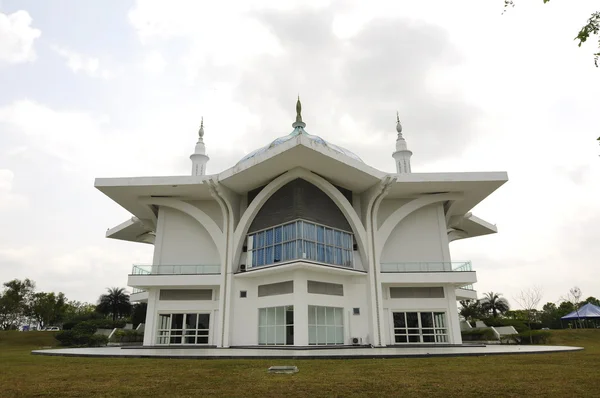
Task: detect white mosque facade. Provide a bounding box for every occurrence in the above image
[95,100,508,348]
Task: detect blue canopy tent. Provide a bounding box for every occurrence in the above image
[561,303,600,328]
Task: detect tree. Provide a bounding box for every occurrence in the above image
[514,286,544,343]
[28,292,67,329]
[63,300,97,321]
[480,291,510,318]
[504,1,600,67]
[96,288,132,322]
[131,302,147,328]
[0,279,35,330]
[582,296,600,306]
[459,300,483,323]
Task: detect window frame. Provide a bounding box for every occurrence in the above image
[156,312,211,346]
[258,305,294,346]
[308,305,345,346]
[391,311,448,344]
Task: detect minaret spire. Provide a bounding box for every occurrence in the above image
[292,96,306,129]
[190,116,210,176]
[392,112,412,173]
[198,117,204,140]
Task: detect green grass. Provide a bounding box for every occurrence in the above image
[1,329,599,397]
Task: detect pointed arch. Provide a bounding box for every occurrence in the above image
[139,197,225,259]
[376,193,463,258]
[232,167,368,266]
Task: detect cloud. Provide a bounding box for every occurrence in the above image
[0,10,41,64]
[0,169,28,210]
[0,243,151,302]
[51,45,111,79]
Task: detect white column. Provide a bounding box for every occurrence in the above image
[143,289,159,346]
[293,273,309,346]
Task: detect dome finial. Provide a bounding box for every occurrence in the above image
[198,117,205,139]
[396,112,402,135]
[296,96,302,123]
[292,96,306,129]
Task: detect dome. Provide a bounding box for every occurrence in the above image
[238,126,364,164]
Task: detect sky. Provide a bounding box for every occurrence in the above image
[0,0,599,308]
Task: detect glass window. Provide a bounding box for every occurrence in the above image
[308,305,344,345]
[392,312,448,344]
[248,220,354,269]
[258,306,293,345]
[156,313,210,345]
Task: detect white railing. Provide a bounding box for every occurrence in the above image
[380,261,472,273]
[131,264,220,275]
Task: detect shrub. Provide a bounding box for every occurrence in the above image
[461,328,497,341]
[112,329,144,343]
[72,321,97,335]
[55,321,108,347]
[55,330,76,346]
[88,334,109,347]
[515,330,552,345]
[482,318,529,333]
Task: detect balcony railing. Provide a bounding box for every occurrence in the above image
[131,288,146,294]
[131,264,220,275]
[458,284,475,291]
[380,261,473,273]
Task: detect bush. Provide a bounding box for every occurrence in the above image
[112,329,144,343]
[55,321,108,347]
[88,334,109,347]
[513,330,552,345]
[72,321,97,335]
[482,318,529,333]
[461,328,497,341]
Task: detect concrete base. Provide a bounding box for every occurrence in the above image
[31,345,582,359]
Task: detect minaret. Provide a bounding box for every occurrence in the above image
[392,112,412,173]
[190,117,210,176]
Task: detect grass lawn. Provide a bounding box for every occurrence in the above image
[1,329,599,397]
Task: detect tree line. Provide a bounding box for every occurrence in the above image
[0,278,145,330]
[460,287,599,331]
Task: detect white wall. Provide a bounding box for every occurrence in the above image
[187,200,224,228]
[380,203,450,263]
[153,207,220,266]
[377,198,411,229]
[228,269,372,346]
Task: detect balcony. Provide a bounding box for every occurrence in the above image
[456,284,478,300]
[130,288,149,302]
[128,264,221,289]
[379,262,476,285]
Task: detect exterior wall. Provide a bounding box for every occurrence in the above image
[153,207,220,266]
[381,284,462,345]
[141,182,464,348]
[228,270,371,346]
[377,198,411,229]
[380,203,451,264]
[187,200,224,228]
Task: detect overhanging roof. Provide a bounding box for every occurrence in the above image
[95,134,508,235]
[106,217,154,244]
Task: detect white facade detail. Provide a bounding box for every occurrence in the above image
[95,102,508,349]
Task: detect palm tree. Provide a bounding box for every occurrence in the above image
[96,287,131,321]
[480,291,510,318]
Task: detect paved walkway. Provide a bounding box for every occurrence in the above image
[31,345,582,359]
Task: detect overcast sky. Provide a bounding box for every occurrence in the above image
[1,0,598,308]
